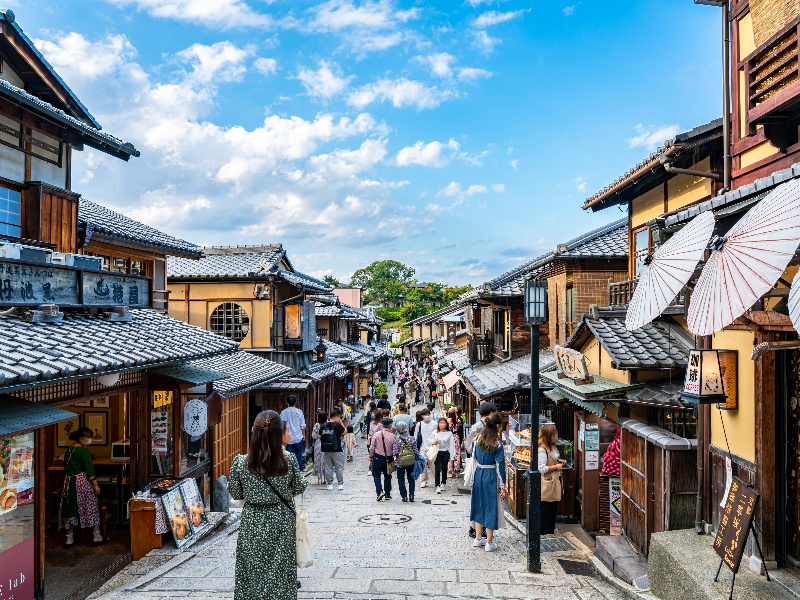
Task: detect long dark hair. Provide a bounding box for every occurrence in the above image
[247,410,288,477]
[477,413,502,452]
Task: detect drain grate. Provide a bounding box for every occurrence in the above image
[557,559,596,576]
[540,537,576,553]
[358,514,411,525]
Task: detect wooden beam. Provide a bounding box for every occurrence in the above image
[754,330,777,563]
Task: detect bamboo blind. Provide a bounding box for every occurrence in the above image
[750,0,800,46]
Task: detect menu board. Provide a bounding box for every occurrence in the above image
[0,433,34,515]
[179,478,209,536]
[713,477,757,571]
[161,487,194,548]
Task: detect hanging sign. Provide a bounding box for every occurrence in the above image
[447,322,457,347]
[584,423,599,470]
[183,399,208,436]
[153,391,173,408]
[554,346,593,384]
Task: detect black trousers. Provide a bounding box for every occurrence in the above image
[435,450,450,486]
[541,500,558,535]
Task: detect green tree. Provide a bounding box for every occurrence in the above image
[399,287,433,321]
[444,285,473,304]
[323,275,340,287]
[350,260,415,305]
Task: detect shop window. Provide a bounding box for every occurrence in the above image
[112,257,129,273]
[660,408,697,439]
[179,394,209,475]
[493,310,507,350]
[131,260,145,275]
[633,227,653,277]
[150,390,174,477]
[0,431,34,585]
[210,302,250,342]
[0,186,21,238]
[85,252,111,271]
[566,286,577,339]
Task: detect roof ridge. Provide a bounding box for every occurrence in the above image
[563,217,627,251]
[203,245,283,255]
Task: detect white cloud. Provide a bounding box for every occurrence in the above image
[176,42,254,84]
[420,52,455,78]
[472,30,500,53]
[563,5,576,16]
[510,159,519,170]
[32,33,135,82]
[457,67,492,81]
[573,176,587,193]
[465,0,508,6]
[438,182,487,198]
[253,57,278,75]
[473,9,529,28]
[103,0,272,29]
[305,138,387,180]
[296,60,353,99]
[308,0,417,31]
[395,139,460,167]
[348,78,456,110]
[459,149,490,167]
[628,123,681,150]
[492,183,505,192]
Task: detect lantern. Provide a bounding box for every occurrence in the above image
[314,337,327,362]
[681,349,727,404]
[524,278,548,325]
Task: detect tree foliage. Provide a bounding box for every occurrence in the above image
[323,275,340,287]
[350,260,415,305]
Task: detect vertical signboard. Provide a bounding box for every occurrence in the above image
[584,423,599,470]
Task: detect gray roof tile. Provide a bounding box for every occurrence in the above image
[169,246,285,278]
[0,309,237,389]
[460,352,556,399]
[189,352,291,399]
[79,199,201,258]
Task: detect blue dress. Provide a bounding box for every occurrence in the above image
[469,443,507,530]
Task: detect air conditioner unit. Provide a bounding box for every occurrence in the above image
[51,252,74,266]
[73,255,103,270]
[0,242,21,260]
[19,246,52,264]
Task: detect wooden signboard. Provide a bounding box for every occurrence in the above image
[554,345,593,384]
[714,477,757,571]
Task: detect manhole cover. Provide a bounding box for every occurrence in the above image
[421,499,457,505]
[540,538,576,553]
[557,559,595,576]
[358,514,412,525]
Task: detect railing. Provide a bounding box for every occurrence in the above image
[473,340,493,365]
[746,16,800,126]
[608,278,638,306]
[152,288,171,314]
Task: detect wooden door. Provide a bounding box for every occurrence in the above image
[782,350,800,561]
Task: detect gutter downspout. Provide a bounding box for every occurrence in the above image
[722,0,732,192]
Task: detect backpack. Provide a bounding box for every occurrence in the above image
[320,424,337,452]
[397,439,416,467]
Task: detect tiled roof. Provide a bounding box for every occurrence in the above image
[404,303,465,327]
[276,269,333,294]
[0,309,237,390]
[0,77,138,160]
[301,358,348,381]
[665,161,800,229]
[168,246,285,278]
[260,377,314,391]
[189,351,291,399]
[315,303,363,319]
[626,381,687,408]
[310,294,338,305]
[438,347,470,372]
[343,341,390,359]
[556,218,628,258]
[79,199,202,258]
[459,352,556,399]
[568,310,690,369]
[323,339,369,366]
[582,119,723,211]
[358,322,377,334]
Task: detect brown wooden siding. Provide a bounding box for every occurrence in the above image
[21,184,78,252]
[214,392,248,482]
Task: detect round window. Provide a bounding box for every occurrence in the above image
[209,302,250,342]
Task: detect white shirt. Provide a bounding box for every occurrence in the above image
[418,419,438,451]
[280,406,306,445]
[431,430,455,455]
[538,446,560,475]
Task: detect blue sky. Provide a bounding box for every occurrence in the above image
[13,0,722,285]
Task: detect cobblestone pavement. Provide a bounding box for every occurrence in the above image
[95,385,627,599]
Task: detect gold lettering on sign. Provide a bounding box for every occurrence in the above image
[554,346,594,385]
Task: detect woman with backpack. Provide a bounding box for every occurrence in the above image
[392,421,419,502]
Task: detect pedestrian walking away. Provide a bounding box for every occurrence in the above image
[370,417,396,501]
[393,421,419,502]
[431,418,455,493]
[320,410,346,490]
[469,413,506,553]
[538,422,565,535]
[228,410,308,600]
[344,424,357,462]
[280,395,306,469]
[311,411,327,485]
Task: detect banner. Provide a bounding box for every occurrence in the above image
[609,477,622,535]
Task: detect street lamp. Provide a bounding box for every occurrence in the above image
[314,337,327,362]
[524,277,548,573]
[680,349,727,405]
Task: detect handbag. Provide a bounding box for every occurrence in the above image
[381,433,396,475]
[426,442,439,463]
[540,446,563,503]
[463,442,477,487]
[263,476,314,568]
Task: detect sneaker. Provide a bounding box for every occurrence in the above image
[326,484,334,490]
[420,482,427,488]
[377,492,385,501]
[385,495,392,500]
[436,486,442,494]
[485,542,498,552]
[472,538,487,548]
[409,496,415,502]
[338,484,344,491]
[402,497,408,502]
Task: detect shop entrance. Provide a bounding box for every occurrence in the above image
[43,392,135,600]
[777,349,800,569]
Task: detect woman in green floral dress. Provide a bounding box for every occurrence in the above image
[229,410,308,600]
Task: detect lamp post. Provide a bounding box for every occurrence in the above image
[524,278,548,573]
[314,337,327,363]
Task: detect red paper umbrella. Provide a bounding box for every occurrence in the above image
[688,179,800,336]
[626,211,715,331]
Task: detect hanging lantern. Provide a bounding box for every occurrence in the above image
[681,349,727,404]
[314,337,327,362]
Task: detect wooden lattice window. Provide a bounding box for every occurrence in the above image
[210,302,250,342]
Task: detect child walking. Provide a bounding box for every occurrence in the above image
[344,425,357,462]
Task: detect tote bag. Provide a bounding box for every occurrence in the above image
[426,444,439,463]
[295,495,314,568]
[463,442,477,487]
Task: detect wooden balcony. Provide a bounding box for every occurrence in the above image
[746,16,800,140]
[607,278,686,314]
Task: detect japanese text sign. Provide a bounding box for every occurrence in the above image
[713,477,757,572]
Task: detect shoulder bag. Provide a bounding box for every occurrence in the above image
[263,474,314,568]
[463,442,478,487]
[540,446,563,503]
[381,433,396,474]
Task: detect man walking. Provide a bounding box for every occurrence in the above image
[392,403,413,432]
[321,409,346,491]
[280,395,306,469]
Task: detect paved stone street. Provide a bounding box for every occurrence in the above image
[93,394,628,599]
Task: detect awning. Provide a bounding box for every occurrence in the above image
[443,370,461,390]
[541,370,643,402]
[150,363,231,385]
[0,395,80,436]
[544,389,603,416]
[260,377,313,391]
